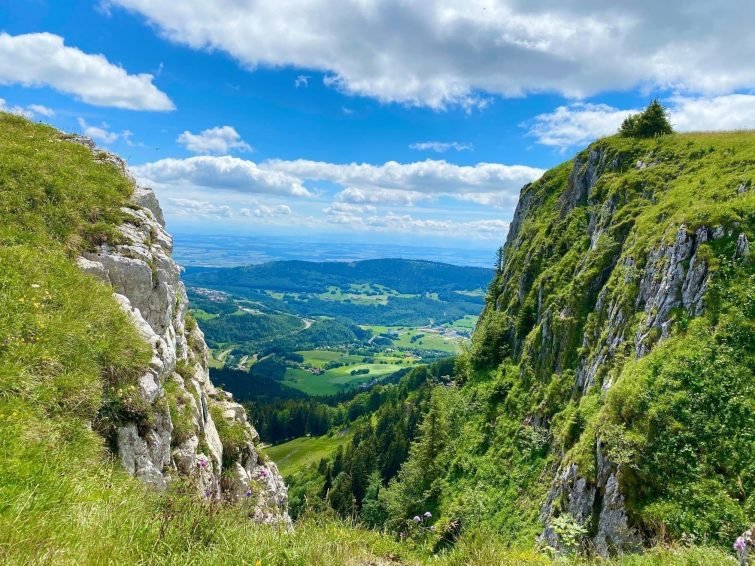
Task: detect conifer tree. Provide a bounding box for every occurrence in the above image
[619,99,674,138]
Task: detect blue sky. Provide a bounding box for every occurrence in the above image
[1,1,753,254]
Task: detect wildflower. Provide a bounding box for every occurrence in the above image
[197,457,208,469]
[205,488,212,498]
[430,525,436,531]
[412,516,421,523]
[246,489,252,498]
[423,511,432,519]
[734,536,747,552]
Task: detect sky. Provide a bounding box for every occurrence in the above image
[1,1,754,254]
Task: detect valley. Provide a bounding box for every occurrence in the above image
[184,258,490,399]
[2,95,752,565]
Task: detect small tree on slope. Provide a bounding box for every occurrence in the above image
[619,99,674,138]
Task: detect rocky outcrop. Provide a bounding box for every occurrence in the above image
[72,139,289,525]
[633,225,714,356]
[539,442,641,556]
[492,143,752,556]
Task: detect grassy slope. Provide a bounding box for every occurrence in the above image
[0,114,736,564]
[266,430,355,476]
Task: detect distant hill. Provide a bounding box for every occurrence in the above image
[183,258,495,295]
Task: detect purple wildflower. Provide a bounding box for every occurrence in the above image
[412,515,421,523]
[734,536,747,552]
[246,489,252,498]
[259,468,268,478]
[197,457,208,469]
[423,511,432,519]
[205,488,212,498]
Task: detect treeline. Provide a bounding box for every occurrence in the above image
[226,290,483,327]
[248,366,415,443]
[186,290,237,315]
[282,294,483,326]
[286,358,456,519]
[184,259,494,295]
[250,318,371,353]
[212,363,413,407]
[210,366,306,402]
[200,311,302,347]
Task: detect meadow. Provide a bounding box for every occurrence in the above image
[282,359,411,395]
[266,429,354,476]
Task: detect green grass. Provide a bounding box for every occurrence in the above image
[454,289,486,298]
[296,349,363,368]
[282,361,408,395]
[318,283,419,305]
[393,328,461,353]
[266,430,354,476]
[363,324,465,353]
[191,309,218,321]
[447,315,479,331]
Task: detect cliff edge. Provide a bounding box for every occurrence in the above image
[69,136,289,524]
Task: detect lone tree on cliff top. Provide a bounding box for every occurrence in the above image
[619,99,674,138]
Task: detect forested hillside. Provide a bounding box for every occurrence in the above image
[184,259,494,294]
[274,125,753,562]
[349,129,754,554]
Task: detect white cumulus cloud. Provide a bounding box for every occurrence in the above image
[246,204,292,218]
[110,1,754,109]
[165,198,233,218]
[334,187,429,206]
[409,141,473,153]
[264,158,543,196]
[132,156,312,197]
[0,98,34,118]
[526,103,637,149]
[666,95,755,132]
[364,213,509,240]
[177,125,252,154]
[0,32,173,110]
[134,155,542,208]
[527,95,755,149]
[27,104,55,117]
[77,117,120,144]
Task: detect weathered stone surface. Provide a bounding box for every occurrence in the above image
[633,225,710,356]
[73,138,289,525]
[539,442,640,556]
[117,422,169,490]
[132,185,166,227]
[736,233,750,259]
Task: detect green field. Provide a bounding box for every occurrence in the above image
[282,361,409,395]
[317,283,418,306]
[392,328,460,353]
[191,309,219,321]
[266,430,354,476]
[447,314,478,331]
[296,349,363,368]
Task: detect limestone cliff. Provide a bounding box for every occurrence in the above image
[471,133,753,555]
[71,137,289,525]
